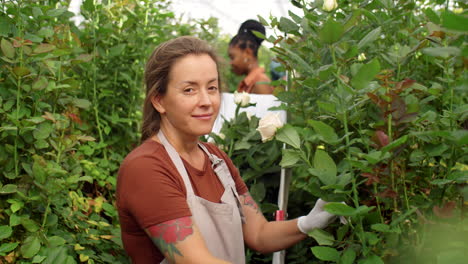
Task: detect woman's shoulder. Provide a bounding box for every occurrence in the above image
[120,139,166,171]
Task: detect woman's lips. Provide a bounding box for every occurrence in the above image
[192,114,213,120]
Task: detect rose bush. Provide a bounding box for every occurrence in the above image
[259,0,468,262]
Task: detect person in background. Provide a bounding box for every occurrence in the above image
[228,19,274,94]
[117,36,340,264]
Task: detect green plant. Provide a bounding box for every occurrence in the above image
[0,0,223,263]
[259,0,467,262]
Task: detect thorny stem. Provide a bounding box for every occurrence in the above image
[91,0,107,160]
[331,44,366,251]
[14,0,24,178]
[387,83,397,211]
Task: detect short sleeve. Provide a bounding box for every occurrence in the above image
[119,155,191,229]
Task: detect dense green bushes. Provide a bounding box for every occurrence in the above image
[260,0,467,262]
[0,0,221,263]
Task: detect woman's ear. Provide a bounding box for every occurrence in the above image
[151,95,166,114]
[243,48,255,60]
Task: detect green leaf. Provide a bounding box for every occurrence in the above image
[280,149,301,167]
[308,120,338,144]
[82,0,95,12]
[312,150,337,185]
[371,223,398,233]
[33,122,53,140]
[319,18,344,44]
[33,77,48,90]
[311,246,340,262]
[279,17,299,33]
[276,125,301,149]
[32,7,43,18]
[341,248,357,264]
[250,182,266,202]
[351,58,380,89]
[0,225,13,240]
[1,38,15,58]
[381,135,408,153]
[13,66,31,77]
[257,15,269,27]
[0,242,19,254]
[324,202,355,216]
[424,8,440,24]
[441,11,468,32]
[317,101,336,113]
[0,184,17,194]
[42,246,73,264]
[34,43,55,54]
[73,98,92,109]
[21,236,41,258]
[47,236,66,247]
[422,47,460,58]
[358,26,381,49]
[46,8,66,17]
[21,218,40,232]
[32,255,47,263]
[358,254,384,264]
[109,44,126,57]
[308,229,334,246]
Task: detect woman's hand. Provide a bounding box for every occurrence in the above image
[297,199,339,234]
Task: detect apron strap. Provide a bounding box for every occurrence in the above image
[198,143,232,189]
[157,130,195,196]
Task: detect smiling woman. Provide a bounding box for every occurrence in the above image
[116,36,341,264]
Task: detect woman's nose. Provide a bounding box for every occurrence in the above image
[198,89,212,106]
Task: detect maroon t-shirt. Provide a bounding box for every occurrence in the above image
[116,139,248,263]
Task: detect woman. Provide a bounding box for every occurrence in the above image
[228,19,274,94]
[117,36,338,264]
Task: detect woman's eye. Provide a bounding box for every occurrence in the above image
[184,88,194,93]
[208,86,218,91]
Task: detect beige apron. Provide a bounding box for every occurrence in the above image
[158,131,246,264]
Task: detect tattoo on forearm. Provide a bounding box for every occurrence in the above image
[146,216,194,261]
[240,193,260,214]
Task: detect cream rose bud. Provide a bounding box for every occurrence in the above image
[218,132,226,140]
[357,53,366,61]
[322,0,338,12]
[257,112,284,142]
[233,91,250,107]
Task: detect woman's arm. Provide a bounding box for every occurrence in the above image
[239,192,306,253]
[239,192,337,254]
[146,216,231,264]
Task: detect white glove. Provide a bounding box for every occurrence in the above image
[297,199,337,234]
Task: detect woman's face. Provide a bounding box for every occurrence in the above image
[154,54,221,139]
[228,45,249,75]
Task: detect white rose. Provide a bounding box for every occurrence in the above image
[357,53,366,61]
[257,112,283,142]
[322,0,338,12]
[233,91,250,107]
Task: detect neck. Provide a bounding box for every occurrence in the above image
[158,125,199,155]
[247,62,260,74]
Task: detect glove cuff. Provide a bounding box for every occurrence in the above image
[297,216,308,234]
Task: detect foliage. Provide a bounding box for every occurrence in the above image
[258,0,468,262]
[0,0,221,263]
